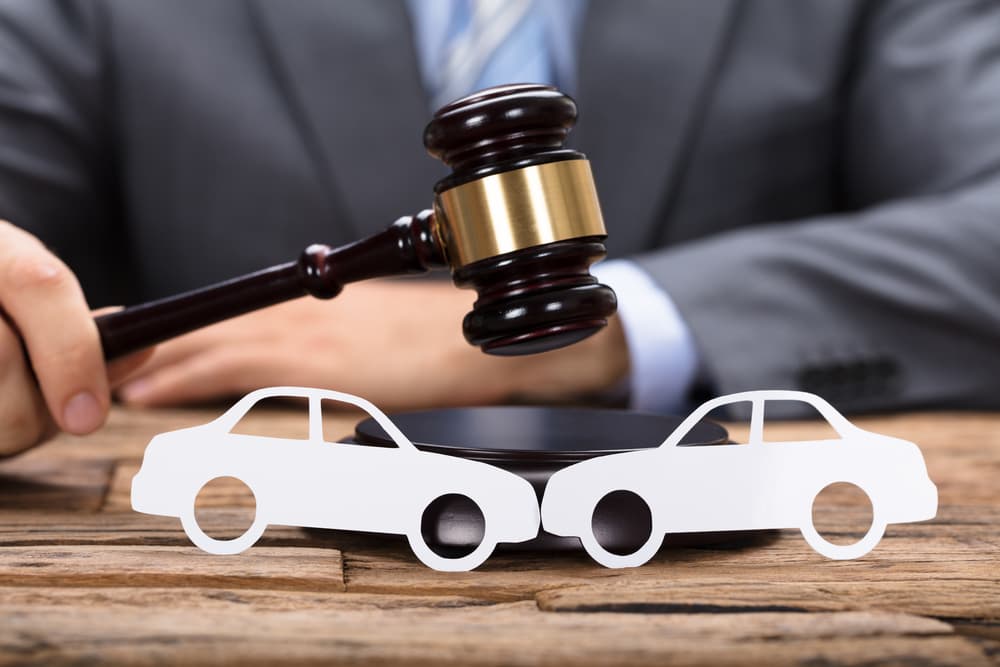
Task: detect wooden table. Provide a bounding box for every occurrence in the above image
[0,405,997,666]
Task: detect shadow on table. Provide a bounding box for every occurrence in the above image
[301,527,783,569]
[0,463,112,512]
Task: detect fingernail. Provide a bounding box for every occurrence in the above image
[63,391,103,433]
[119,380,150,403]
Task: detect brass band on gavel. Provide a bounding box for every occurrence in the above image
[434,159,607,270]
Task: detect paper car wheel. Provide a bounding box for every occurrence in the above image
[579,491,662,569]
[406,494,497,572]
[800,483,886,560]
[180,478,267,555]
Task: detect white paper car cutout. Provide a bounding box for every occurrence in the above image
[541,390,938,568]
[131,387,540,571]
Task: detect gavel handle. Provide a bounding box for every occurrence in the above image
[95,210,445,360]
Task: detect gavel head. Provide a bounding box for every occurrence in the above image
[423,84,618,356]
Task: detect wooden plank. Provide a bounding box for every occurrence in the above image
[104,459,143,512]
[532,532,1000,619]
[348,547,1000,618]
[0,510,317,547]
[344,550,607,602]
[4,508,993,619]
[0,545,345,592]
[0,601,989,667]
[0,586,496,611]
[10,406,216,463]
[340,506,1000,611]
[535,574,1000,620]
[1,406,998,665]
[0,458,113,512]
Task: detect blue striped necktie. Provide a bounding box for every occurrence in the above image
[432,0,553,109]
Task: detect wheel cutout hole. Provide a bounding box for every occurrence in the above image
[194,476,257,541]
[592,490,653,556]
[812,482,873,546]
[420,494,485,559]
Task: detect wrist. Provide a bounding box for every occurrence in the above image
[503,315,630,404]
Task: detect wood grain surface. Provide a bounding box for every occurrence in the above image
[0,404,997,666]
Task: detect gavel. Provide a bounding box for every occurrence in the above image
[95,84,617,359]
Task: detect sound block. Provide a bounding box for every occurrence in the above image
[351,406,755,553]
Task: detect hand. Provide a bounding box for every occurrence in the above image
[0,221,151,457]
[117,279,629,411]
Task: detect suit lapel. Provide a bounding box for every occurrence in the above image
[250,0,736,249]
[250,0,444,240]
[574,0,738,256]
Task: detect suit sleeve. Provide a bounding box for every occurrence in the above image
[0,0,120,305]
[635,0,1000,412]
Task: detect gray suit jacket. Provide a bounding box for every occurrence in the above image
[1,0,999,413]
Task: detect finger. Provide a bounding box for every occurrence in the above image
[117,347,264,407]
[114,299,304,382]
[118,313,261,381]
[119,331,219,380]
[0,222,108,434]
[107,348,157,388]
[0,319,52,456]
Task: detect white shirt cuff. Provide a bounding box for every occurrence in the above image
[592,259,700,414]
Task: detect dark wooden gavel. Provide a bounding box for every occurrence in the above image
[95,84,617,359]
